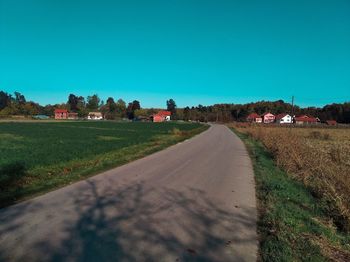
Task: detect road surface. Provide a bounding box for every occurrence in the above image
[0,124,257,261]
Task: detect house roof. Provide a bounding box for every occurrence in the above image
[88,112,102,116]
[247,113,261,119]
[54,109,68,113]
[263,112,275,117]
[156,111,171,116]
[294,115,317,122]
[275,113,290,120]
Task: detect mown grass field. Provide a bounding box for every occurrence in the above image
[230,124,350,261]
[0,121,207,207]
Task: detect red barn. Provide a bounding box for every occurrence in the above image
[54,109,68,119]
[152,111,171,122]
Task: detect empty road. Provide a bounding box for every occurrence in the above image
[0,124,257,262]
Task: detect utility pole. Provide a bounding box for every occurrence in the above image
[291,95,295,126]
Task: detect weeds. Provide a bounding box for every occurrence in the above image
[309,131,331,140]
[230,123,350,233]
[232,129,350,261]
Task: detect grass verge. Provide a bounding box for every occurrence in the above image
[232,129,350,261]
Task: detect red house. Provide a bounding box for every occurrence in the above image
[262,113,275,124]
[246,113,262,123]
[152,111,171,122]
[54,109,68,119]
[294,115,317,125]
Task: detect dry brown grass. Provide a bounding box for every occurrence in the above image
[230,123,350,233]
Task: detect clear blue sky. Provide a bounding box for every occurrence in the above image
[0,0,349,108]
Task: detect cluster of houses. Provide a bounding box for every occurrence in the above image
[54,109,172,122]
[246,112,337,125]
[54,109,103,120]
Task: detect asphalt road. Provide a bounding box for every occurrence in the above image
[0,124,258,262]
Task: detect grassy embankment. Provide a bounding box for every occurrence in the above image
[0,121,208,207]
[230,124,350,261]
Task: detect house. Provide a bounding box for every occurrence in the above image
[246,113,262,123]
[68,112,79,120]
[326,120,337,126]
[275,113,292,124]
[152,111,171,122]
[262,112,275,124]
[88,112,103,120]
[294,115,318,125]
[54,109,68,119]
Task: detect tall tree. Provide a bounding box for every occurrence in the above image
[166,99,177,118]
[67,94,79,112]
[126,102,134,119]
[116,99,126,117]
[106,97,116,112]
[131,100,141,111]
[103,97,117,119]
[126,100,141,119]
[14,91,26,104]
[77,96,85,109]
[86,94,101,110]
[0,91,11,110]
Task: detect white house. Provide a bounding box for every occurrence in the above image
[88,112,103,120]
[275,113,292,124]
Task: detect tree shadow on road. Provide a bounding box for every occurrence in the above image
[1,180,257,261]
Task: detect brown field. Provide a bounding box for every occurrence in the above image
[231,123,350,233]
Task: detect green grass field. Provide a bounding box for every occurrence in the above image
[0,121,207,207]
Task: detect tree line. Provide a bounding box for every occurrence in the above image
[0,91,177,120]
[0,90,349,123]
[177,100,350,123]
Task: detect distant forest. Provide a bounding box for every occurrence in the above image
[0,91,349,123]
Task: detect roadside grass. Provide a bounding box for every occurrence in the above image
[232,129,350,261]
[231,125,350,234]
[0,121,208,207]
